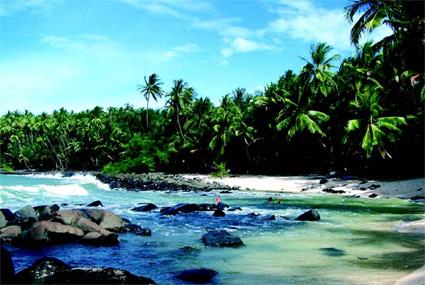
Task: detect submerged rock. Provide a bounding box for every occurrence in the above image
[176,246,200,255]
[160,207,179,216]
[227,207,242,212]
[79,232,119,246]
[46,267,156,284]
[175,268,218,283]
[213,209,225,217]
[134,228,152,236]
[319,179,328,184]
[319,247,346,257]
[260,214,276,221]
[87,200,103,207]
[322,188,345,194]
[0,247,15,284]
[14,257,71,284]
[296,209,320,221]
[201,230,244,248]
[368,193,378,198]
[174,203,201,213]
[132,203,158,212]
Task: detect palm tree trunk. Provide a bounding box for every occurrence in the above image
[146,98,149,132]
[176,108,186,141]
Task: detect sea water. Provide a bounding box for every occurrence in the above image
[0,174,423,284]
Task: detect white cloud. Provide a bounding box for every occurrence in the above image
[161,43,198,60]
[0,0,61,16]
[221,37,273,58]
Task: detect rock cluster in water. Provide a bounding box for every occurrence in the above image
[0,203,150,247]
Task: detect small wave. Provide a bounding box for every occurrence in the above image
[23,172,110,190]
[0,184,88,196]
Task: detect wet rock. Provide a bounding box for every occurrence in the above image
[369,184,381,190]
[368,193,378,198]
[14,257,71,284]
[132,203,158,212]
[177,246,200,255]
[12,205,38,227]
[79,232,119,246]
[53,210,83,225]
[201,230,244,248]
[175,268,218,283]
[394,219,425,235]
[260,214,276,221]
[198,203,216,211]
[0,211,6,228]
[87,200,103,207]
[220,190,232,194]
[19,221,84,246]
[0,247,14,284]
[0,209,13,222]
[322,188,345,194]
[0,225,22,242]
[84,209,126,232]
[135,228,152,236]
[319,247,346,257]
[75,217,113,236]
[45,267,156,284]
[160,207,179,216]
[228,207,242,212]
[296,209,320,221]
[174,203,201,213]
[33,204,60,220]
[410,195,425,201]
[246,212,260,218]
[213,209,225,217]
[319,178,328,184]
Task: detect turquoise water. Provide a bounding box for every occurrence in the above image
[0,174,424,284]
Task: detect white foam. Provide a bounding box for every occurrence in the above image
[0,184,88,196]
[22,172,110,190]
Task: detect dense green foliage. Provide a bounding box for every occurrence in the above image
[0,0,423,176]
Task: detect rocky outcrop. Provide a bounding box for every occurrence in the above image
[87,200,103,207]
[18,221,84,246]
[12,205,38,227]
[14,257,71,284]
[175,268,218,283]
[0,209,13,222]
[0,225,22,242]
[79,232,119,246]
[131,203,158,212]
[0,247,14,284]
[33,204,60,220]
[201,230,244,248]
[0,211,6,228]
[296,209,320,221]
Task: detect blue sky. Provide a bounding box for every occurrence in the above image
[0,0,392,114]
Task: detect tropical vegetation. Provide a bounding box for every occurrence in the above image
[0,0,423,177]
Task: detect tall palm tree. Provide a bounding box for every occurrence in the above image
[137,73,163,130]
[343,83,407,158]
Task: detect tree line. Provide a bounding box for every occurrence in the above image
[0,0,423,177]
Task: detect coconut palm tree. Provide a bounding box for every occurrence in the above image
[137,73,163,130]
[343,83,407,158]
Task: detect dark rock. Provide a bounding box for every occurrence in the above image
[135,228,152,236]
[410,195,425,201]
[79,232,119,246]
[62,171,75,177]
[213,209,225,217]
[216,202,227,211]
[198,203,216,211]
[0,247,14,284]
[174,203,201,213]
[359,187,367,191]
[45,267,156,284]
[160,207,179,216]
[201,230,244,248]
[296,209,320,221]
[176,246,200,255]
[74,216,113,236]
[368,193,378,198]
[14,257,71,284]
[33,204,60,220]
[319,178,328,184]
[175,268,218,283]
[131,203,158,212]
[246,212,260,218]
[0,209,13,222]
[369,184,381,190]
[359,180,368,184]
[12,205,38,227]
[322,188,345,194]
[220,190,232,194]
[320,247,346,257]
[260,214,276,221]
[0,212,6,228]
[228,207,242,212]
[87,200,103,207]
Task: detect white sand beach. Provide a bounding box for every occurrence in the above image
[183,174,425,199]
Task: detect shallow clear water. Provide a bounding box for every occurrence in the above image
[0,174,424,284]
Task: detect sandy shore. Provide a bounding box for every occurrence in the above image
[183,174,425,199]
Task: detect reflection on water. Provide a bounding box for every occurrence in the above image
[0,174,424,285]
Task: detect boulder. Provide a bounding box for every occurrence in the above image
[369,193,378,198]
[19,221,84,245]
[296,209,320,221]
[14,257,71,284]
[173,203,201,213]
[394,219,425,235]
[134,228,152,236]
[0,225,22,242]
[131,203,158,212]
[213,209,225,217]
[160,207,179,216]
[228,207,242,212]
[45,267,156,284]
[201,230,244,248]
[33,204,60,220]
[97,210,126,232]
[87,200,103,207]
[260,214,276,221]
[0,212,6,228]
[319,178,328,184]
[74,217,113,236]
[79,232,119,246]
[52,210,83,226]
[12,205,38,227]
[0,247,15,284]
[0,209,13,222]
[175,268,218,283]
[198,203,216,211]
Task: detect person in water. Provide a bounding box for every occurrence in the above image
[215,196,225,210]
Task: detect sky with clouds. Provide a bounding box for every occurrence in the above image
[0,0,393,114]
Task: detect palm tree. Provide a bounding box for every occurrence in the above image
[343,83,407,158]
[166,79,193,141]
[137,73,163,130]
[300,42,340,99]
